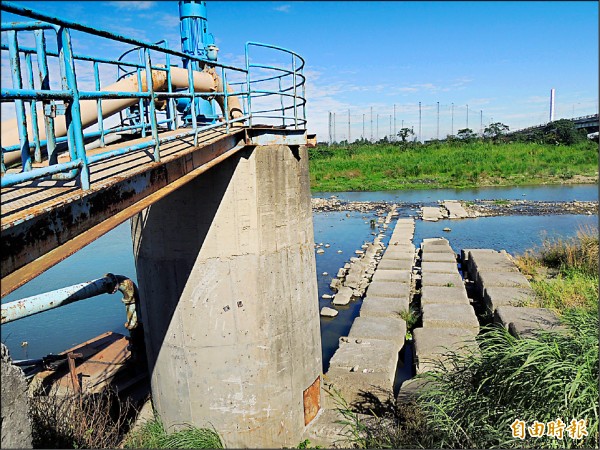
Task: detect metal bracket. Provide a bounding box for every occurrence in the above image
[44,102,66,118]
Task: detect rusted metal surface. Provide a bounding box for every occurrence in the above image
[1,127,246,295]
[67,352,83,393]
[30,331,133,396]
[303,376,321,426]
[246,127,306,146]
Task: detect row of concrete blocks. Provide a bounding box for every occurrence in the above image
[421,200,470,222]
[462,249,562,338]
[412,238,479,376]
[323,218,416,409]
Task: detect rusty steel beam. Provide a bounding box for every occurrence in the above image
[1,131,248,297]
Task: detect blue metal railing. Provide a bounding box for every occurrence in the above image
[0,2,307,191]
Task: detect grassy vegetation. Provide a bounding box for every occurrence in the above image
[123,416,223,449]
[516,225,599,312]
[308,140,598,191]
[333,228,598,449]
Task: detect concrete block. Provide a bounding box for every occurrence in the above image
[421,206,444,221]
[465,249,504,278]
[321,307,339,317]
[378,258,415,271]
[397,377,432,403]
[421,304,480,332]
[422,239,453,253]
[472,251,518,277]
[301,408,354,448]
[360,296,410,318]
[382,252,415,264]
[333,286,354,305]
[328,339,399,375]
[367,281,411,299]
[421,271,463,288]
[483,286,536,311]
[371,269,411,284]
[477,271,531,296]
[390,232,414,242]
[395,218,415,225]
[421,252,456,263]
[421,261,458,274]
[420,271,463,288]
[322,370,394,410]
[494,306,565,338]
[443,201,469,219]
[348,316,407,348]
[461,248,496,277]
[385,242,415,252]
[413,327,478,374]
[421,285,470,305]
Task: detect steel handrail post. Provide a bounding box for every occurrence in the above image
[301,62,306,126]
[57,26,88,189]
[93,61,105,147]
[222,66,229,134]
[24,52,42,162]
[292,54,297,129]
[136,48,146,138]
[144,47,160,162]
[187,62,198,146]
[7,30,32,172]
[245,42,252,127]
[162,40,177,131]
[278,77,285,128]
[34,29,58,165]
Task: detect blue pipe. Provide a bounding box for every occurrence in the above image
[1,273,140,330]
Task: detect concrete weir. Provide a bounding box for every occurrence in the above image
[463,249,562,338]
[322,218,415,409]
[131,144,322,448]
[411,238,479,375]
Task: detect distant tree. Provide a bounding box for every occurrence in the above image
[397,127,414,143]
[483,122,510,142]
[543,119,585,145]
[457,128,478,142]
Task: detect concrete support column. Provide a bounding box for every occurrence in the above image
[131,144,322,448]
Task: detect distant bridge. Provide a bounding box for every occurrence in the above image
[509,113,599,136]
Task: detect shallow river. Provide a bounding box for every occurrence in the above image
[2,185,597,370]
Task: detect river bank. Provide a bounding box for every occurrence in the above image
[312,197,598,216]
[308,141,598,191]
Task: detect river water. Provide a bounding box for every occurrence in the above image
[2,185,597,370]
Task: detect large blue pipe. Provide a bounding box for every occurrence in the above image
[178,1,216,124]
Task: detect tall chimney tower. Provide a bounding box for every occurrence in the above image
[549,88,555,122]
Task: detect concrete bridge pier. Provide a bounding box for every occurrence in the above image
[131,143,323,448]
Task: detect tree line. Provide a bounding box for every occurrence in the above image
[319,118,592,148]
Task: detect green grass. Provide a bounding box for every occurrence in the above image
[414,310,599,449]
[123,416,223,449]
[517,226,599,312]
[308,141,598,191]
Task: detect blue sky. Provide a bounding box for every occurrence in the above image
[2,1,598,141]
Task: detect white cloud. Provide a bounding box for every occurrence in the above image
[274,4,292,13]
[106,1,157,11]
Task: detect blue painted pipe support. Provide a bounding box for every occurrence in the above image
[7,30,32,171]
[1,274,140,331]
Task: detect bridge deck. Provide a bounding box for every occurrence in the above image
[1,125,248,296]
